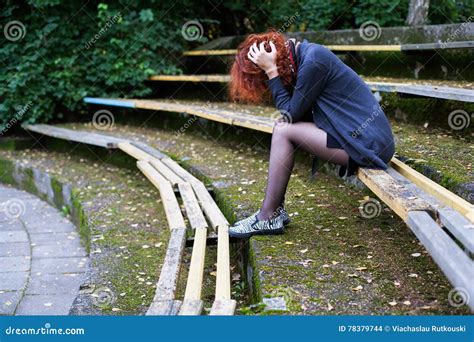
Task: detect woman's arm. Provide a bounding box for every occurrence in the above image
[248,42,329,122]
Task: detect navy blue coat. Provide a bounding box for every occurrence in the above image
[267,40,395,169]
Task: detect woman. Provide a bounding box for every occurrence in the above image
[228,30,395,238]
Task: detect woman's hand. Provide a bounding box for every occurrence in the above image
[247,41,278,78]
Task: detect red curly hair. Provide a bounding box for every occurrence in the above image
[228,30,295,104]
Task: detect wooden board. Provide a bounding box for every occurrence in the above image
[150,159,185,186]
[438,208,474,253]
[386,168,474,253]
[130,141,168,159]
[118,141,156,161]
[149,74,231,82]
[23,124,126,148]
[147,300,182,315]
[178,299,203,315]
[210,299,237,316]
[357,167,434,221]
[367,82,474,103]
[160,158,202,184]
[192,181,229,229]
[183,228,207,304]
[146,228,187,315]
[182,41,473,56]
[137,161,186,230]
[178,183,208,230]
[215,224,232,301]
[391,158,474,223]
[406,211,474,312]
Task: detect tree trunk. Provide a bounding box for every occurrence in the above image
[406,0,430,26]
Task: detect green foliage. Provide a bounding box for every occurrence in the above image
[0,1,205,126]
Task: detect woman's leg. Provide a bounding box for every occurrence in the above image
[258,122,349,220]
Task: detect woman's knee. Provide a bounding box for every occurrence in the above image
[272,124,292,141]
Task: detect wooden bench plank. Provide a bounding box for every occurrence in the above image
[215,224,232,301]
[386,168,474,253]
[178,300,203,315]
[118,141,156,161]
[130,141,168,159]
[356,167,434,221]
[406,211,474,312]
[192,181,229,229]
[137,161,186,230]
[160,158,203,184]
[146,228,187,315]
[23,124,125,148]
[438,208,474,253]
[391,158,474,223]
[147,300,182,315]
[178,183,208,230]
[150,159,185,186]
[210,299,237,316]
[150,75,231,82]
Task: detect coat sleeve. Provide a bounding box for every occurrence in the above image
[266,58,329,122]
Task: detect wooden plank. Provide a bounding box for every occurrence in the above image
[150,159,185,187]
[406,211,474,312]
[130,141,168,159]
[356,167,434,221]
[386,168,474,253]
[137,161,186,230]
[178,299,203,315]
[182,44,402,56]
[438,208,474,253]
[146,228,187,315]
[118,141,156,161]
[210,299,237,316]
[215,224,232,300]
[147,300,182,315]
[401,40,474,51]
[367,82,474,103]
[391,158,474,223]
[160,158,202,184]
[149,74,231,83]
[183,49,237,56]
[23,124,125,148]
[178,183,208,230]
[183,227,207,302]
[326,44,401,51]
[191,181,229,229]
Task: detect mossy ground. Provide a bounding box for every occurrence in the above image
[62,120,470,315]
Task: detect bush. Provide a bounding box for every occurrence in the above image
[0,0,209,127]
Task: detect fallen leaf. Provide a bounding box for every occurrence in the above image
[299,248,308,254]
[388,300,397,306]
[411,253,421,257]
[351,285,363,292]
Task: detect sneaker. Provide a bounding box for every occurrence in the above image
[229,212,285,239]
[233,207,291,227]
[278,207,291,225]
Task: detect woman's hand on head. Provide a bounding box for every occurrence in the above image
[247,41,278,78]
